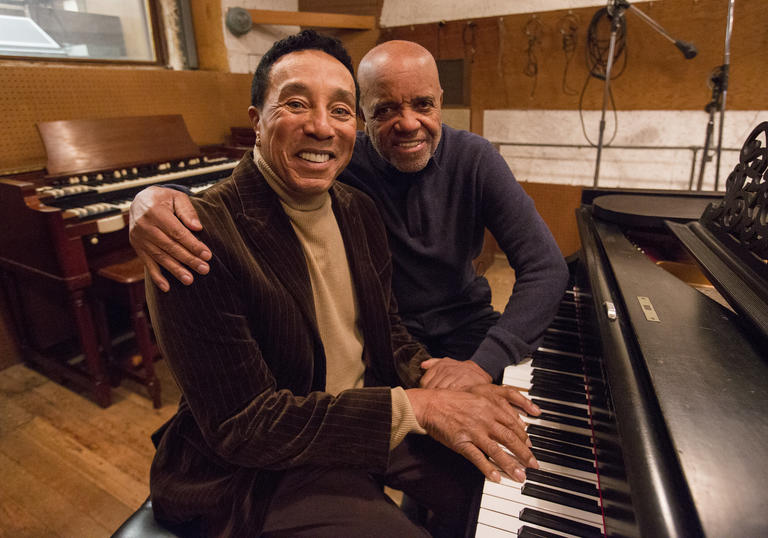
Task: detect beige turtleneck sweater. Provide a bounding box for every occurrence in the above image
[254,148,425,448]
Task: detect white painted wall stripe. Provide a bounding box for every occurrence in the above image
[483,109,767,190]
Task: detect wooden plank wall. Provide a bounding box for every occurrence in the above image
[378,0,765,134]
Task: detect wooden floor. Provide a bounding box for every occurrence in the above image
[0,361,181,537]
[0,255,515,537]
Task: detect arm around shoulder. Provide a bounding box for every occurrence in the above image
[129,185,212,291]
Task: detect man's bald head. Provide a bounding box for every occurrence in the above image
[358,40,440,99]
[357,41,444,173]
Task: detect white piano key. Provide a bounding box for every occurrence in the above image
[482,481,603,526]
[523,416,594,438]
[535,459,598,484]
[475,520,516,537]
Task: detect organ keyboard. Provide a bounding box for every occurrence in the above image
[471,122,768,537]
[0,115,242,407]
[40,155,235,230]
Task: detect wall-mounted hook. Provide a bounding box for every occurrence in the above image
[225,7,252,37]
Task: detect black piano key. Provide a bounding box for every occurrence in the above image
[547,316,579,331]
[541,338,581,351]
[531,448,596,473]
[527,425,592,447]
[586,394,607,409]
[532,356,583,375]
[530,386,586,404]
[531,399,589,419]
[534,346,583,360]
[530,436,595,461]
[532,370,586,388]
[589,409,612,424]
[521,483,601,515]
[525,468,598,497]
[537,412,591,430]
[542,335,581,351]
[519,508,603,538]
[532,381,586,399]
[518,525,567,538]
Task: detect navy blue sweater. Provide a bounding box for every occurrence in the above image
[340,126,568,378]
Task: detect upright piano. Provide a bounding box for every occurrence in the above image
[472,122,768,537]
[0,115,240,406]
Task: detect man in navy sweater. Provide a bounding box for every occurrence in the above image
[129,40,569,388]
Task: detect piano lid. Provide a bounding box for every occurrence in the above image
[37,115,202,177]
[593,192,720,230]
[667,121,768,342]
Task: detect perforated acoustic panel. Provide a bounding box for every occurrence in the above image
[0,65,252,172]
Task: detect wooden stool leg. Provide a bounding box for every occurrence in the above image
[69,290,111,408]
[129,285,162,408]
[92,297,122,387]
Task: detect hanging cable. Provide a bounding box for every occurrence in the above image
[523,15,544,99]
[579,7,628,146]
[586,7,627,80]
[558,12,580,95]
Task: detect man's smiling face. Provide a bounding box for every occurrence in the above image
[249,49,357,197]
[359,43,443,173]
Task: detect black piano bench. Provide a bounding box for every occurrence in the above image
[92,255,162,408]
[111,498,198,538]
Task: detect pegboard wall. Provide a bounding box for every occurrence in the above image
[0,64,252,173]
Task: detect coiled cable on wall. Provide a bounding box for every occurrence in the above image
[523,15,544,99]
[559,13,580,95]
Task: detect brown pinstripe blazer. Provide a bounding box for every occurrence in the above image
[146,153,429,536]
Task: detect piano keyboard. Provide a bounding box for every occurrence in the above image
[475,289,608,538]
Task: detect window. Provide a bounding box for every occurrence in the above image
[0,0,162,63]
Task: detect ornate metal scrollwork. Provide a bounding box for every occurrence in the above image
[701,121,768,262]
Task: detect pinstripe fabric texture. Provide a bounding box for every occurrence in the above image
[145,152,430,536]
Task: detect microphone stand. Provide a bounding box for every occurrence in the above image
[593,0,698,186]
[695,67,725,190]
[593,3,625,186]
[714,0,735,190]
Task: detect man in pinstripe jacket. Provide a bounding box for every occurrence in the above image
[144,31,539,537]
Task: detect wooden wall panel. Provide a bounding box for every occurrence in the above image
[189,0,228,72]
[0,66,251,172]
[380,0,766,122]
[299,0,382,67]
[519,182,584,257]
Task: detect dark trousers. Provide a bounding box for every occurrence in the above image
[412,310,500,363]
[261,435,482,538]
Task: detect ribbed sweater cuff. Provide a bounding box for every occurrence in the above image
[469,335,518,382]
[389,387,426,449]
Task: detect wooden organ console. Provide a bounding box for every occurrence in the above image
[471,122,768,537]
[0,115,240,407]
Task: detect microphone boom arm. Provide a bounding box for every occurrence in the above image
[625,4,698,58]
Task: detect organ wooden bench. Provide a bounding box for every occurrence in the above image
[92,254,162,408]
